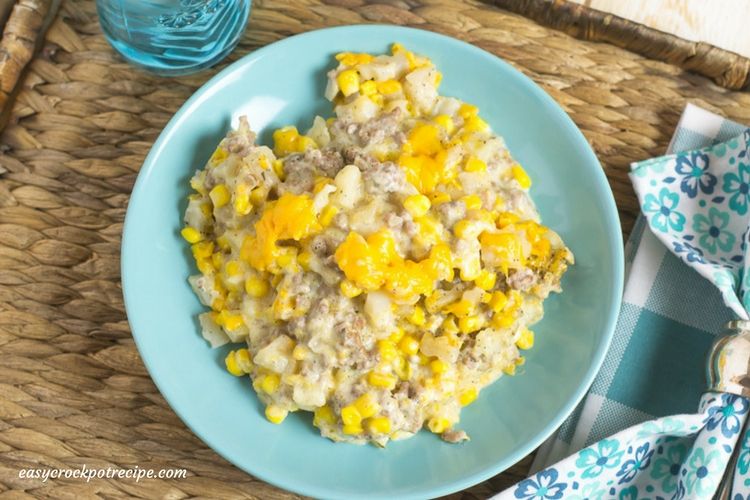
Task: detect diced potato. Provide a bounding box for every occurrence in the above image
[198,312,230,348]
[364,291,394,334]
[254,335,296,373]
[332,164,363,209]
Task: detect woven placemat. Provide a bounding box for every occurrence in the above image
[2,0,750,498]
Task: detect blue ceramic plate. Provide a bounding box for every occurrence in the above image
[122,25,624,499]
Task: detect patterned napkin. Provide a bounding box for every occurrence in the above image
[494,104,750,499]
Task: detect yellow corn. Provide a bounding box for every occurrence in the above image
[461,194,482,210]
[224,350,244,377]
[313,406,335,427]
[218,310,244,331]
[399,335,420,356]
[408,305,426,326]
[292,345,309,361]
[181,227,203,244]
[429,191,451,205]
[442,317,459,335]
[354,393,380,419]
[235,348,253,373]
[516,328,534,350]
[403,194,431,218]
[273,159,285,180]
[265,405,288,424]
[464,116,489,133]
[389,327,405,343]
[260,373,281,394]
[427,417,451,434]
[337,69,360,97]
[430,359,448,374]
[209,184,231,208]
[488,291,508,313]
[465,156,487,173]
[209,147,228,165]
[319,204,339,227]
[343,424,363,435]
[340,280,362,298]
[444,299,474,318]
[377,339,398,362]
[394,356,412,380]
[245,277,269,298]
[475,270,497,291]
[196,258,214,275]
[493,312,516,329]
[459,315,483,334]
[367,371,397,390]
[366,417,391,434]
[192,241,214,259]
[512,164,532,189]
[459,387,478,406]
[211,252,223,269]
[234,189,252,215]
[503,363,517,376]
[434,114,454,134]
[341,405,362,426]
[225,260,242,277]
[359,80,377,96]
[377,79,402,95]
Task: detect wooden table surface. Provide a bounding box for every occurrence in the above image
[1,0,750,498]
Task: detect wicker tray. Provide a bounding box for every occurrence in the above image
[2,0,750,498]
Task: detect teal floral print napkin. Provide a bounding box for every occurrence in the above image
[495,104,750,499]
[631,128,750,319]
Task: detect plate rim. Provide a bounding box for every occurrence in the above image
[121,24,625,499]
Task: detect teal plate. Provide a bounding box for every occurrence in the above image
[122,25,624,499]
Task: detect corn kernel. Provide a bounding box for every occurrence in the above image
[461,194,482,210]
[394,356,412,380]
[199,203,212,218]
[192,241,214,259]
[224,350,244,377]
[465,156,487,173]
[459,315,483,334]
[367,371,397,390]
[399,335,420,356]
[496,211,520,228]
[181,227,203,244]
[434,114,454,135]
[377,339,398,362]
[343,424,363,435]
[297,136,317,151]
[408,305,426,326]
[292,345,309,361]
[404,194,431,218]
[367,416,391,434]
[265,405,288,424]
[430,359,448,374]
[211,297,225,312]
[341,405,362,426]
[427,417,451,434]
[481,292,492,303]
[516,328,534,350]
[429,191,451,205]
[444,299,474,317]
[245,277,269,298]
[234,190,251,215]
[377,79,402,95]
[225,260,242,277]
[464,116,489,133]
[211,252,223,269]
[196,258,213,275]
[218,310,244,331]
[389,327,405,343]
[354,393,380,419]
[337,69,360,97]
[475,270,497,291]
[488,291,508,312]
[313,406,335,427]
[273,159,285,180]
[442,317,459,335]
[458,103,478,119]
[503,363,517,376]
[459,387,478,406]
[493,313,516,329]
[260,373,281,394]
[340,280,362,298]
[512,164,532,189]
[369,93,384,107]
[453,220,475,239]
[209,184,231,208]
[235,348,253,373]
[360,80,377,96]
[319,204,339,227]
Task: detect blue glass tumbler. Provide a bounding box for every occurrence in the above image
[96,0,251,76]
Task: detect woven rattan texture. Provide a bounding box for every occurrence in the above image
[2,0,750,498]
